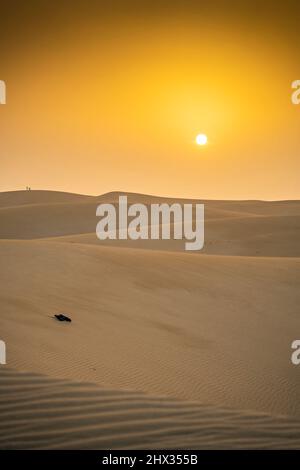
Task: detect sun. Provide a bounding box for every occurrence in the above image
[196,133,208,146]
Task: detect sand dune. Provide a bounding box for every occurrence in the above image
[0,190,299,449]
[0,190,299,256]
[1,239,300,417]
[43,213,300,257]
[1,368,300,450]
[0,190,92,208]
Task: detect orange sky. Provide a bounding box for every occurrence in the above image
[0,1,299,199]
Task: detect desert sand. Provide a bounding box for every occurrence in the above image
[0,190,300,449]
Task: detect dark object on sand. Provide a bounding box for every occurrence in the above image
[54,314,72,322]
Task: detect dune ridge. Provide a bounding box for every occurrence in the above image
[0,190,299,256]
[1,368,300,450]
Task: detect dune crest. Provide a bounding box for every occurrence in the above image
[0,190,300,257]
[1,368,300,450]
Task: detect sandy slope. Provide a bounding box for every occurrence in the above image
[1,239,300,417]
[1,368,300,450]
[0,191,300,257]
[0,190,299,449]
[43,212,300,257]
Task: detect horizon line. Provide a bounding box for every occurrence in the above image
[0,188,300,203]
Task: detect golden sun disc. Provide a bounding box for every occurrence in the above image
[196,134,208,145]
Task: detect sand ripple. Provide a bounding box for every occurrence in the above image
[1,369,300,449]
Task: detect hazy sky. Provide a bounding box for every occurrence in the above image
[0,0,299,199]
